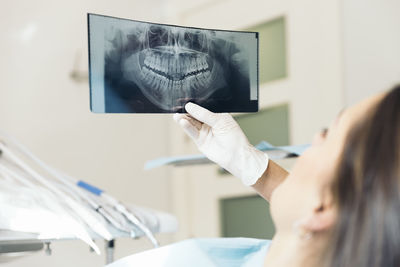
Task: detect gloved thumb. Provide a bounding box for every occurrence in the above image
[185,103,218,127]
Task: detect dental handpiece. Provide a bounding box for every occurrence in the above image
[78,181,159,248]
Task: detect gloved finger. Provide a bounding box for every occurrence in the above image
[174,113,200,139]
[173,114,202,130]
[173,113,187,123]
[185,115,203,130]
[179,118,199,140]
[185,102,218,127]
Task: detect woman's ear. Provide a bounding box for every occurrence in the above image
[302,199,336,233]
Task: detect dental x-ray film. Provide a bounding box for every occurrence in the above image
[88,13,259,113]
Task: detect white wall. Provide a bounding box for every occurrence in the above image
[342,0,400,105]
[0,0,174,266]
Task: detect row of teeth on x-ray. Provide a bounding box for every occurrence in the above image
[143,54,209,77]
[140,50,212,92]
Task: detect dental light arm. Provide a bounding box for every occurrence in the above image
[173,102,269,186]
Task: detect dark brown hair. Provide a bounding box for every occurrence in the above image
[327,85,400,267]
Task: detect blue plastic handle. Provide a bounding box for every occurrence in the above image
[77,180,103,196]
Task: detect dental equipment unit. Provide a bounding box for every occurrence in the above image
[0,132,169,262]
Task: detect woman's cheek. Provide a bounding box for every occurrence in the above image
[270,175,306,233]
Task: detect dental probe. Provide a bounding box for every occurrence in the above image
[54,177,132,234]
[102,193,160,247]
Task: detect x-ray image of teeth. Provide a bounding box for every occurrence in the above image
[88,13,259,113]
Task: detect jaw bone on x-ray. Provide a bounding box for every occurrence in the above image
[88,13,259,113]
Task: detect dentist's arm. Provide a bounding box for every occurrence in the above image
[252,160,289,201]
[173,102,288,202]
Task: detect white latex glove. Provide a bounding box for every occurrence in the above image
[173,102,269,186]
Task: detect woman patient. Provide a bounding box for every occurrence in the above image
[173,85,400,267]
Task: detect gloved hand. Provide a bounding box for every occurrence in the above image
[173,102,269,186]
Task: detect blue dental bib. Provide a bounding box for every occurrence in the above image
[108,238,271,267]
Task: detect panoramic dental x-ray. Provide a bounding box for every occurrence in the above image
[88,14,259,113]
